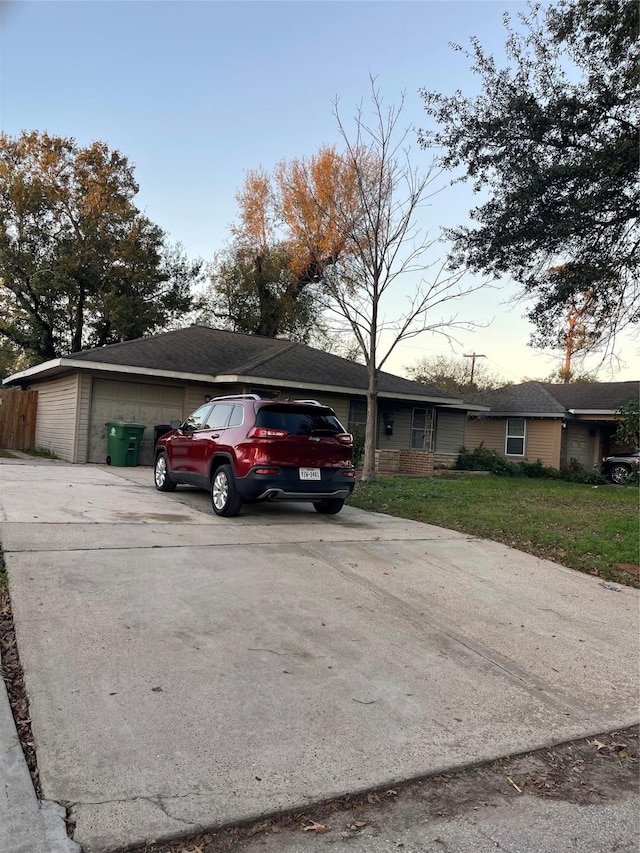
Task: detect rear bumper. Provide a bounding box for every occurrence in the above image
[236,466,355,503]
[255,487,352,502]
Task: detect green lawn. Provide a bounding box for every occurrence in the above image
[348,474,639,586]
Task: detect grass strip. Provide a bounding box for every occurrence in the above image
[349,475,639,586]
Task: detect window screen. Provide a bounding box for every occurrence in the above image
[411,408,435,450]
[348,399,367,433]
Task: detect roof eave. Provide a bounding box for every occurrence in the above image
[473,411,566,418]
[216,374,466,405]
[3,358,65,385]
[3,359,219,386]
[568,408,619,415]
[4,361,475,407]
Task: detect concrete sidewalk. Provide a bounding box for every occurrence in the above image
[0,459,638,853]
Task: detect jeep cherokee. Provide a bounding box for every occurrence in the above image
[154,395,355,517]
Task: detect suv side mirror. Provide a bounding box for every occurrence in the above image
[170,420,181,430]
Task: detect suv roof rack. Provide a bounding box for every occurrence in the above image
[293,399,323,406]
[212,393,262,402]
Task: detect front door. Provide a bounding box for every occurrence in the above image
[565,423,597,469]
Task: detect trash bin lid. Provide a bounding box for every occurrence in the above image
[105,421,146,429]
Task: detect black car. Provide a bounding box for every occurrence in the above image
[601,452,640,484]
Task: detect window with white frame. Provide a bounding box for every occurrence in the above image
[411,408,435,450]
[505,418,526,456]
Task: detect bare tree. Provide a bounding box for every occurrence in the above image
[287,82,488,481]
[406,354,508,395]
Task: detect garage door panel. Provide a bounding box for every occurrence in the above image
[89,380,184,465]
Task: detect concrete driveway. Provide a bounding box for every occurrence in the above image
[0,460,637,852]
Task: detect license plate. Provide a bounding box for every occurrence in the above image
[299,467,321,480]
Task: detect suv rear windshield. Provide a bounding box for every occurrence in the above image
[256,405,344,436]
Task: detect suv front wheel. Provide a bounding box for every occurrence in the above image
[212,464,243,517]
[154,452,176,492]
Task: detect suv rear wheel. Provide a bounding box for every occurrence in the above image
[313,498,345,515]
[212,464,243,517]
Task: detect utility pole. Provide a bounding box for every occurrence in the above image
[463,352,486,385]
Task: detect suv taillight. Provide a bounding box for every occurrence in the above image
[248,427,288,439]
[337,433,353,446]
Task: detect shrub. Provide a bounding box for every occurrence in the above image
[559,467,608,485]
[518,459,557,478]
[351,429,365,469]
[456,445,522,477]
[457,448,608,485]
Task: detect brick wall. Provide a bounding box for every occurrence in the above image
[398,450,435,476]
[432,452,457,469]
[375,449,400,472]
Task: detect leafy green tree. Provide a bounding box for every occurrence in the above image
[615,399,639,450]
[0,131,202,364]
[0,336,27,379]
[406,354,508,396]
[203,242,320,342]
[419,0,639,354]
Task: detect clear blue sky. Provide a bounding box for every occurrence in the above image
[1,1,637,381]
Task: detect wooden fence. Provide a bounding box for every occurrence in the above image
[0,389,38,450]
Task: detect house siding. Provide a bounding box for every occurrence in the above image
[75,373,92,463]
[185,385,228,415]
[465,417,504,454]
[32,374,79,462]
[375,405,414,450]
[434,410,466,455]
[525,419,563,467]
[465,417,563,468]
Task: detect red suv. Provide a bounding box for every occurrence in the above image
[154,395,355,517]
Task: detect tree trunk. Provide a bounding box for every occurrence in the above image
[361,366,378,483]
[71,280,86,354]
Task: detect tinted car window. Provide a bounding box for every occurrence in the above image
[228,405,244,427]
[183,404,213,432]
[206,404,234,429]
[256,405,343,436]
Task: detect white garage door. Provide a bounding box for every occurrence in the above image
[89,379,185,465]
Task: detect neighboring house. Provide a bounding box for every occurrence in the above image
[2,326,486,470]
[466,381,639,470]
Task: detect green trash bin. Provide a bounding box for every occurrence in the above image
[105,421,146,466]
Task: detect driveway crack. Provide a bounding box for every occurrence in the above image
[69,793,203,829]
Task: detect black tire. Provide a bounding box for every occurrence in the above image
[313,498,345,515]
[154,452,176,492]
[211,464,243,517]
[609,463,631,485]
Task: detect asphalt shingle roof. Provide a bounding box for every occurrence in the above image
[469,380,639,415]
[69,326,457,401]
